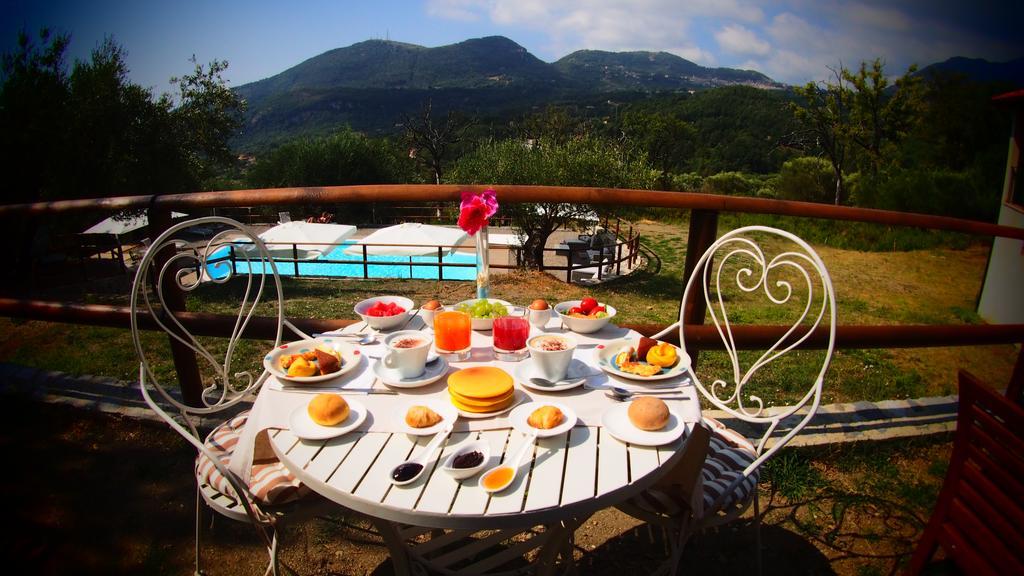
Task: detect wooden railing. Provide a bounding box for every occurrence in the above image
[2,184,1023,406]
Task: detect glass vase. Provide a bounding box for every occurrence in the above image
[475,223,490,299]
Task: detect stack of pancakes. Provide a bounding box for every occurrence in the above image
[448,367,515,413]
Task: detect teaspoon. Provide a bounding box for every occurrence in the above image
[605,387,689,402]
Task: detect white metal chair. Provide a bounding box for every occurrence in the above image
[129,216,319,575]
[617,225,837,576]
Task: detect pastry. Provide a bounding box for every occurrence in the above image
[307,394,350,426]
[405,405,443,428]
[447,367,516,413]
[628,397,670,431]
[636,336,659,361]
[619,361,662,377]
[287,356,317,377]
[527,405,564,429]
[645,342,678,368]
[314,346,341,374]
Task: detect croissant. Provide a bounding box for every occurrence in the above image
[405,405,443,428]
[527,405,564,430]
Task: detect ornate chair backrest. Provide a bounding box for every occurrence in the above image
[672,226,836,476]
[130,216,289,424]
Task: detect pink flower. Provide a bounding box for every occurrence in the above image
[458,188,498,236]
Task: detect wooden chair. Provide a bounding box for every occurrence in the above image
[905,369,1024,575]
[130,216,320,575]
[617,226,837,576]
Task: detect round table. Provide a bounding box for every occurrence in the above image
[265,316,700,575]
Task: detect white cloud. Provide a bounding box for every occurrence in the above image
[715,24,771,56]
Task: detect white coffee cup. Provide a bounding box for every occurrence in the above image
[527,334,577,382]
[383,331,433,379]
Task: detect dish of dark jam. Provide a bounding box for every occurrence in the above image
[451,450,484,469]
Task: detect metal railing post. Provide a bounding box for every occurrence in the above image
[437,247,444,281]
[292,243,299,276]
[362,245,369,279]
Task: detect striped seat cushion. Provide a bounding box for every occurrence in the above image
[195,411,308,506]
[629,420,759,520]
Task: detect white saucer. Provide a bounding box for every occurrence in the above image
[391,399,459,436]
[454,388,527,419]
[289,398,367,441]
[509,402,578,437]
[373,356,449,388]
[601,402,686,446]
[515,358,591,392]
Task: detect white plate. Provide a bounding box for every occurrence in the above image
[601,402,685,446]
[515,359,591,392]
[289,398,367,440]
[391,399,459,436]
[509,402,578,438]
[593,338,691,382]
[453,388,527,419]
[265,339,363,383]
[373,356,449,388]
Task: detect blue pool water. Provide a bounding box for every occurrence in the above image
[206,240,478,281]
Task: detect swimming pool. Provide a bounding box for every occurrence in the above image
[206,240,478,281]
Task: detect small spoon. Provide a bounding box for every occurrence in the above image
[314,333,376,345]
[480,428,539,493]
[390,423,453,486]
[606,387,689,402]
[529,375,586,387]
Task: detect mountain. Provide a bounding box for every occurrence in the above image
[233,36,784,150]
[552,49,781,91]
[917,56,1024,87]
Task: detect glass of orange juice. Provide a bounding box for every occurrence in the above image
[434,310,471,361]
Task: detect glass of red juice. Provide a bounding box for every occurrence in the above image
[492,315,530,361]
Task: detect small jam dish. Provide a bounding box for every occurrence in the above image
[441,440,491,480]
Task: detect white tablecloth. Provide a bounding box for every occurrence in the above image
[228,316,700,483]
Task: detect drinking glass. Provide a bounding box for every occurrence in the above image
[434,310,472,361]
[492,315,530,361]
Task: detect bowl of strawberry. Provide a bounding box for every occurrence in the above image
[553,297,617,334]
[354,296,415,331]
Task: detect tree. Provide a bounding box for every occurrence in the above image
[791,66,851,205]
[842,59,923,178]
[621,110,696,188]
[403,99,473,184]
[447,136,656,268]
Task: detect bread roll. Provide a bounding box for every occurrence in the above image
[307,394,350,426]
[405,405,443,428]
[527,405,564,429]
[628,397,669,431]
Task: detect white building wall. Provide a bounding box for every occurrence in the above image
[978,109,1023,324]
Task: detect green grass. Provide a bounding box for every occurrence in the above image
[0,220,1014,407]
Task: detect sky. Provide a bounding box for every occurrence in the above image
[2,0,1021,94]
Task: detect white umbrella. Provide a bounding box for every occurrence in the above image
[344,223,469,278]
[344,223,468,257]
[248,221,357,260]
[83,211,188,236]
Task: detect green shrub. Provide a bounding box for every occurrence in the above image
[854,167,1000,221]
[669,172,704,192]
[701,171,758,196]
[776,157,836,203]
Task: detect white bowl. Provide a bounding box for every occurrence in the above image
[442,440,492,480]
[553,300,617,334]
[454,299,515,331]
[354,296,415,331]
